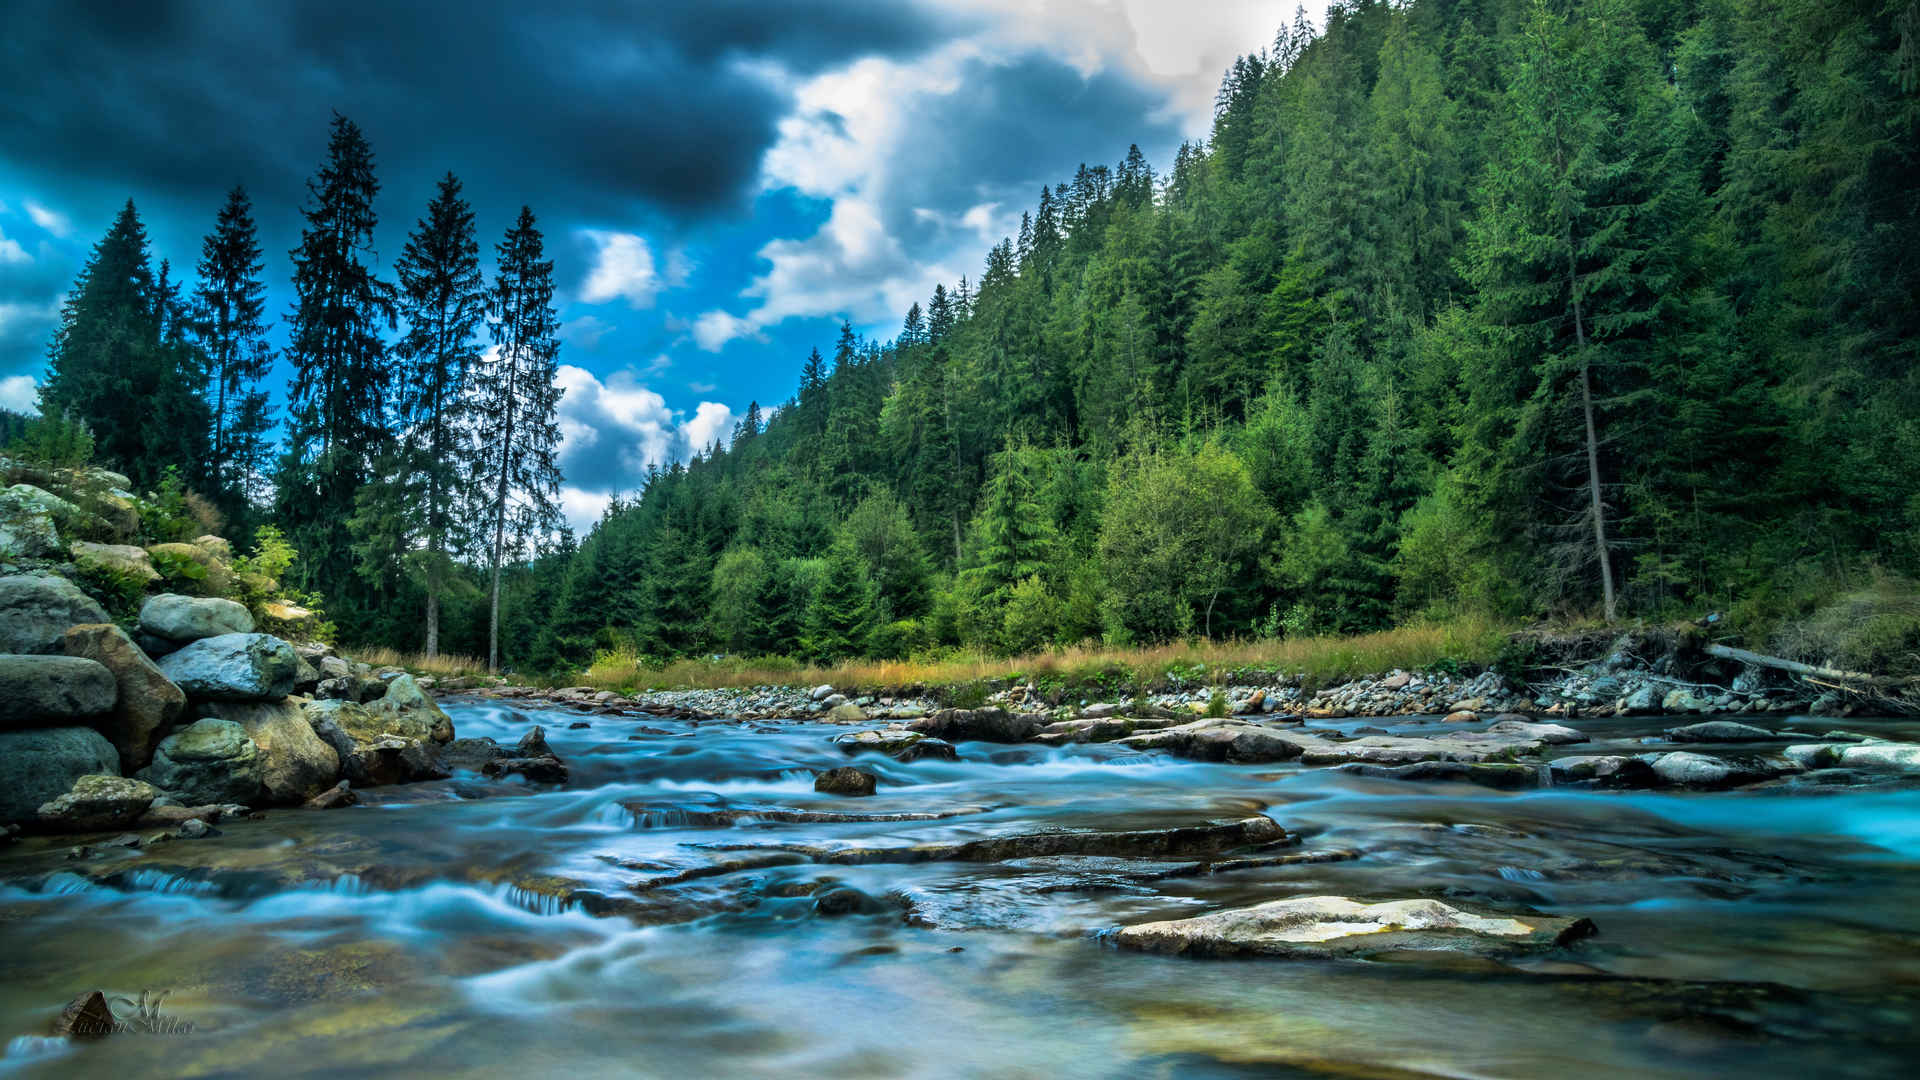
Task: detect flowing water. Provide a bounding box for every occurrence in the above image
[2,700,1918,1078]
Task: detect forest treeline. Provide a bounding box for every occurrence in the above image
[15,0,1920,673]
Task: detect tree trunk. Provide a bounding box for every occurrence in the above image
[425,587,440,659]
[1573,304,1616,624]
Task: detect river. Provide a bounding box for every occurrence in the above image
[2,699,1917,1077]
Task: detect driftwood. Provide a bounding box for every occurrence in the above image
[1704,643,1920,690]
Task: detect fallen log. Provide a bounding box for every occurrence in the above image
[1704,643,1919,689]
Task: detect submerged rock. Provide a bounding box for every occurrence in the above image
[61,623,186,772]
[1548,755,1659,788]
[1665,720,1777,742]
[0,726,120,824]
[835,728,952,760]
[1115,719,1308,762]
[305,781,357,810]
[1333,760,1543,789]
[1651,751,1733,786]
[1112,895,1596,961]
[1034,715,1186,745]
[0,573,110,654]
[907,707,1046,743]
[481,726,568,783]
[156,633,298,701]
[814,766,878,796]
[0,653,117,729]
[1486,718,1589,745]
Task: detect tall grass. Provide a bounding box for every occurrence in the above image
[352,646,493,678]
[572,614,1510,695]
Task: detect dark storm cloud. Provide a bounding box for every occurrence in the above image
[0,0,960,219]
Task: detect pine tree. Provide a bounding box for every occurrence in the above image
[280,114,397,607]
[474,206,565,672]
[43,200,210,491]
[392,172,487,656]
[192,185,275,514]
[805,538,876,662]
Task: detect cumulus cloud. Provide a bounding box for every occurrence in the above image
[0,374,37,413]
[682,401,736,454]
[578,230,679,309]
[550,362,741,528]
[24,201,71,238]
[0,226,28,265]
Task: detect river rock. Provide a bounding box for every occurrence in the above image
[1035,715,1186,746]
[156,633,297,700]
[1665,720,1776,742]
[1112,896,1596,961]
[1115,719,1308,762]
[302,699,444,786]
[138,594,253,643]
[0,727,120,823]
[196,699,340,803]
[51,990,116,1040]
[826,701,868,723]
[363,674,454,743]
[809,683,837,702]
[138,718,264,805]
[306,780,357,810]
[69,541,160,586]
[1652,751,1732,786]
[35,774,158,831]
[1548,755,1658,788]
[0,654,117,729]
[908,707,1046,743]
[1621,683,1662,714]
[481,726,568,783]
[436,736,506,773]
[835,728,956,761]
[1487,718,1589,745]
[0,573,110,654]
[814,767,878,796]
[1662,688,1715,713]
[1792,742,1920,772]
[61,623,185,771]
[1333,761,1543,789]
[0,485,64,559]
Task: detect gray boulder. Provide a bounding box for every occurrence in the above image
[155,633,298,700]
[1486,718,1589,745]
[907,707,1047,743]
[197,699,340,804]
[302,698,445,786]
[0,727,120,823]
[1665,720,1777,742]
[1113,895,1596,961]
[0,654,117,729]
[1652,751,1732,786]
[139,594,254,643]
[363,673,454,743]
[0,573,110,654]
[814,766,878,796]
[0,485,64,559]
[138,718,263,804]
[36,774,159,831]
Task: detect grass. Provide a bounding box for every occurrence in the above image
[352,645,494,679]
[570,613,1511,697]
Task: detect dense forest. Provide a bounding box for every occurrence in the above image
[13,0,1919,674]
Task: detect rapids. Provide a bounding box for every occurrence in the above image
[1,698,1916,1077]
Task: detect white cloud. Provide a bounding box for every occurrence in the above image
[682,401,735,454]
[578,230,672,309]
[0,226,29,265]
[0,374,38,413]
[24,201,71,238]
[692,309,761,351]
[550,362,742,530]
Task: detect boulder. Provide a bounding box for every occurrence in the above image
[51,990,116,1040]
[291,653,321,695]
[1830,743,1920,772]
[302,699,445,787]
[1661,688,1714,714]
[0,484,64,559]
[1114,718,1308,763]
[156,633,298,700]
[436,736,506,773]
[835,728,958,761]
[894,737,958,763]
[35,775,158,831]
[1486,718,1589,745]
[315,655,352,681]
[1332,761,1543,789]
[306,781,357,810]
[907,707,1047,743]
[1548,755,1658,788]
[814,767,878,796]
[1113,896,1596,961]
[1622,683,1662,714]
[825,702,869,723]
[1652,751,1732,787]
[137,718,263,805]
[138,594,254,643]
[363,673,454,743]
[1665,720,1777,742]
[0,654,117,729]
[61,623,185,772]
[260,600,318,636]
[0,573,110,654]
[197,699,340,803]
[482,727,568,783]
[808,683,837,702]
[0,727,121,823]
[1442,709,1478,724]
[68,541,160,586]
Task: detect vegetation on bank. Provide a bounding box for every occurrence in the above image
[13,0,1920,681]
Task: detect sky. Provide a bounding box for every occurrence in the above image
[0,0,1293,531]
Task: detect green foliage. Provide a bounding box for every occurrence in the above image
[1204,688,1228,718]
[804,539,877,663]
[149,547,208,587]
[4,409,95,468]
[65,561,149,623]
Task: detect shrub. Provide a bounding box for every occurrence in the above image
[1770,571,1920,676]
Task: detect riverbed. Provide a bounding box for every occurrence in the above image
[3,699,1917,1077]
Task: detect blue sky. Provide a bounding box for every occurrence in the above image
[0,0,1289,529]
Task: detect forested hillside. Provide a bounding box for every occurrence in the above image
[13,0,1919,675]
[534,0,1920,670]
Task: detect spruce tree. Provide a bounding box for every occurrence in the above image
[192,185,275,515]
[805,538,876,662]
[475,206,564,672]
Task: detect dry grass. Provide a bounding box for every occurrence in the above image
[573,614,1511,694]
[352,645,494,678]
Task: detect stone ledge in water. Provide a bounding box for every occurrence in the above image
[1784,742,1920,772]
[1112,895,1596,960]
[1034,715,1188,745]
[1115,718,1550,766]
[907,707,1047,743]
[1333,760,1543,789]
[833,728,959,761]
[1665,720,1778,743]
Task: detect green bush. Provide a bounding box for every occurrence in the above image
[3,409,94,468]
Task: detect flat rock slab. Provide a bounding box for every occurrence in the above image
[1115,718,1547,766]
[1333,761,1544,789]
[1666,720,1777,742]
[1112,895,1596,960]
